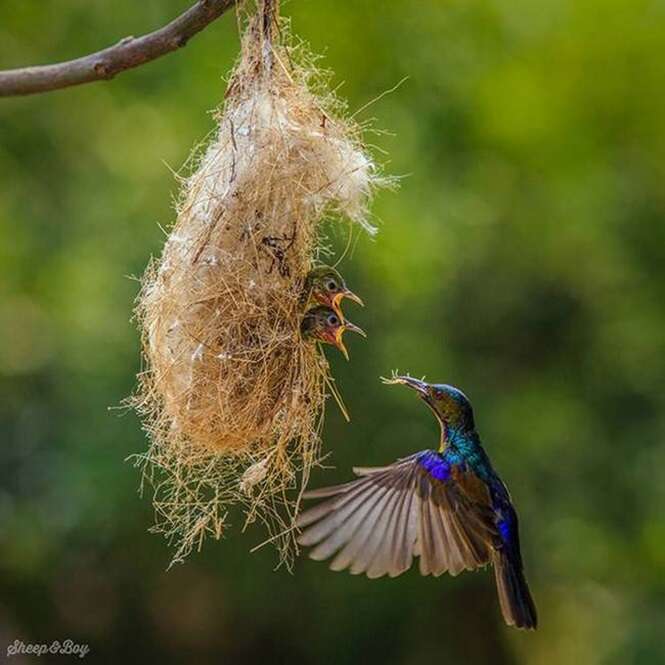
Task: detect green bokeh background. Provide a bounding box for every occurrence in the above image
[2,1,665,662]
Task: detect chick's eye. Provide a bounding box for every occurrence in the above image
[327,314,338,326]
[326,280,338,292]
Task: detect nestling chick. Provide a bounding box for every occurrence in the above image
[303,266,364,319]
[301,305,366,360]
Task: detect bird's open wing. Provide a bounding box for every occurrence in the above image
[296,451,498,579]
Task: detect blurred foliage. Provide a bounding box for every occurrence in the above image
[1,0,665,663]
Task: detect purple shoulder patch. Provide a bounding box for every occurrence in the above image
[416,450,451,482]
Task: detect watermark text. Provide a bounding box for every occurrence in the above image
[7,639,90,659]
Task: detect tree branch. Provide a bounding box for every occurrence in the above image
[0,0,237,97]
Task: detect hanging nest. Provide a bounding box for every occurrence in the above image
[131,0,386,566]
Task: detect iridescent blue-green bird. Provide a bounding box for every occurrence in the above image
[296,375,538,630]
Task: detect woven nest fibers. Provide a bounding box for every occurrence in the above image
[131,5,386,565]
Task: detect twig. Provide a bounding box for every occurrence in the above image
[0,0,237,97]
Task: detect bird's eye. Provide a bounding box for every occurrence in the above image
[326,280,338,292]
[327,314,338,326]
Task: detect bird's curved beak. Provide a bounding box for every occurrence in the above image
[334,321,366,361]
[342,289,364,308]
[390,375,430,397]
[382,374,445,429]
[331,290,364,318]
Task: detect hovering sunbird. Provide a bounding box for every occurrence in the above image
[303,266,364,320]
[300,306,366,361]
[297,375,538,630]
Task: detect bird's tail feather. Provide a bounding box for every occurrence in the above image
[493,550,538,630]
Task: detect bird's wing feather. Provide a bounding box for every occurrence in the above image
[297,451,497,578]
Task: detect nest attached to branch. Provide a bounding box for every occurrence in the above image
[132,1,384,566]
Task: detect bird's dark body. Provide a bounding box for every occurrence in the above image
[297,378,538,630]
[417,438,536,630]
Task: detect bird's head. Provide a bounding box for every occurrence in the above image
[383,375,475,432]
[305,266,363,318]
[301,305,366,360]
